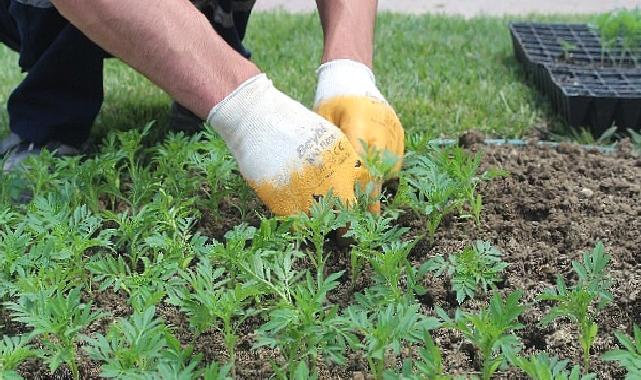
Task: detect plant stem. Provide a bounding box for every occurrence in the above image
[350,249,359,288]
[223,321,237,376]
[367,356,386,380]
[480,347,494,380]
[69,355,80,380]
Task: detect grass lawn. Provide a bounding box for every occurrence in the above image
[0,13,594,145]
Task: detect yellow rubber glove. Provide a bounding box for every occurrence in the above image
[208,74,363,216]
[314,60,404,213]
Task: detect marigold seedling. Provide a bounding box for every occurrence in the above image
[5,288,108,380]
[287,195,349,279]
[509,353,596,380]
[628,128,641,152]
[596,9,641,65]
[538,242,612,372]
[344,212,409,289]
[254,271,356,378]
[187,137,236,220]
[84,307,203,379]
[87,254,181,312]
[202,361,233,380]
[168,258,260,375]
[0,335,37,380]
[602,324,641,379]
[404,148,505,243]
[391,330,452,379]
[347,300,440,380]
[425,241,507,303]
[404,152,462,243]
[357,141,402,210]
[438,290,525,380]
[368,239,420,302]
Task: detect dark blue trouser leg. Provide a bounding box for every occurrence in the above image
[1,1,105,147]
[0,0,18,51]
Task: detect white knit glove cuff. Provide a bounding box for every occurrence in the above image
[314,59,386,107]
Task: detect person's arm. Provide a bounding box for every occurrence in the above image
[50,0,259,119]
[49,0,364,216]
[314,0,404,213]
[316,0,377,67]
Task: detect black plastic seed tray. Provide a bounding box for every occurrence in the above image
[510,23,640,68]
[509,22,641,135]
[547,67,641,134]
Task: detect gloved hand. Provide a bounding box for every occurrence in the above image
[313,59,404,213]
[207,74,364,216]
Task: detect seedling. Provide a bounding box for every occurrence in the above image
[343,212,409,288]
[251,249,302,304]
[5,288,108,380]
[52,153,121,212]
[21,199,113,286]
[254,271,356,378]
[357,141,402,211]
[87,254,181,311]
[602,324,641,379]
[596,9,641,65]
[509,353,596,380]
[18,149,60,199]
[291,362,319,380]
[0,226,32,300]
[347,300,440,380]
[168,258,260,375]
[368,240,420,302]
[288,195,349,279]
[84,307,202,379]
[153,132,204,199]
[202,361,233,380]
[405,152,462,243]
[103,207,153,269]
[425,241,508,303]
[415,331,449,379]
[538,242,612,371]
[559,39,577,62]
[359,141,401,185]
[392,330,452,379]
[188,137,236,219]
[437,291,525,380]
[211,230,304,305]
[0,335,37,380]
[404,148,504,242]
[424,148,507,225]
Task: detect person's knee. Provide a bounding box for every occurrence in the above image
[8,0,68,69]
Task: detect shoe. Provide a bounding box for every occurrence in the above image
[168,102,205,134]
[0,133,80,172]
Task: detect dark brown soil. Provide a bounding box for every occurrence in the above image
[14,142,641,379]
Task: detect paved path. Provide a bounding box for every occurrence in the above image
[254,0,639,16]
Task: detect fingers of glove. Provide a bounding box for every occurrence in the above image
[249,135,362,216]
[315,96,404,174]
[315,96,404,214]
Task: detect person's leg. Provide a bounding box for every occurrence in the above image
[169,0,255,133]
[0,0,19,51]
[7,1,106,148]
[198,0,253,59]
